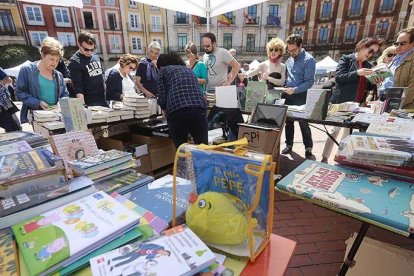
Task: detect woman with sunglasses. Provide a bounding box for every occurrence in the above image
[239,38,286,93]
[106,54,139,102]
[16,37,68,124]
[321,37,383,163]
[377,45,397,100]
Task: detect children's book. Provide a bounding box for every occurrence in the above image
[68,150,132,175]
[90,225,216,276]
[0,141,32,156]
[366,63,392,83]
[0,228,19,276]
[277,160,414,236]
[93,169,154,195]
[11,191,140,276]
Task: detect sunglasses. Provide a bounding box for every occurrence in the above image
[367,48,377,55]
[386,53,396,58]
[129,66,136,70]
[394,41,409,47]
[82,46,95,52]
[269,48,279,52]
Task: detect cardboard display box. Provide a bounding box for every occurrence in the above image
[238,125,280,155]
[97,133,175,174]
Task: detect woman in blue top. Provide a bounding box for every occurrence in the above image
[184,42,208,92]
[16,37,68,123]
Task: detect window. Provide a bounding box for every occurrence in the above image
[109,35,121,53]
[380,0,394,12]
[107,13,117,30]
[129,0,137,8]
[268,4,280,26]
[176,12,187,24]
[247,5,257,22]
[224,12,234,24]
[57,32,76,46]
[246,34,255,52]
[349,0,362,16]
[150,6,159,11]
[377,20,389,34]
[151,16,162,31]
[269,5,279,17]
[25,5,44,25]
[319,27,329,43]
[223,33,232,49]
[30,31,47,47]
[345,24,357,41]
[131,36,142,52]
[105,0,115,6]
[178,33,187,51]
[53,8,70,27]
[83,11,94,29]
[0,9,16,35]
[129,13,141,30]
[83,0,91,4]
[321,1,332,19]
[294,28,303,37]
[295,4,305,22]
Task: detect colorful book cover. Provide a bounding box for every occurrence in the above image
[11,191,140,276]
[0,228,19,276]
[366,118,414,139]
[93,169,154,195]
[0,131,47,148]
[277,160,414,236]
[122,175,193,226]
[245,81,266,112]
[90,225,216,276]
[0,141,32,157]
[366,63,392,84]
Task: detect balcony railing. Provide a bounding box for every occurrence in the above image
[266,15,281,27]
[148,24,164,32]
[244,16,260,26]
[82,19,98,30]
[127,22,143,31]
[104,21,120,31]
[174,15,189,25]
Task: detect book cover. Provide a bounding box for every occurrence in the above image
[89,225,216,276]
[245,81,266,112]
[277,160,414,236]
[49,130,100,177]
[0,141,32,157]
[366,63,392,84]
[0,228,19,276]
[68,150,132,175]
[11,191,140,276]
[123,175,193,226]
[366,118,414,139]
[59,97,88,132]
[93,169,154,195]
[83,160,136,180]
[0,131,48,148]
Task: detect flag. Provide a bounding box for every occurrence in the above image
[268,15,281,26]
[217,14,231,26]
[192,15,201,24]
[243,12,254,24]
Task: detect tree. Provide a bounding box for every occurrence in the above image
[0,44,40,68]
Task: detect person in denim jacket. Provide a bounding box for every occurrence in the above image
[16,37,68,123]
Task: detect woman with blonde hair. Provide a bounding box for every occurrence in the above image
[106,54,139,101]
[377,45,397,100]
[16,37,68,123]
[239,37,286,92]
[184,42,208,92]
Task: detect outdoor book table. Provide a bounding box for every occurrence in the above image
[276,160,414,276]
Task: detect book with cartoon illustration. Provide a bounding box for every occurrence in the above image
[277,160,414,236]
[11,191,140,276]
[90,225,216,276]
[0,228,19,276]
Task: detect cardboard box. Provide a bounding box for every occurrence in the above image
[238,125,279,154]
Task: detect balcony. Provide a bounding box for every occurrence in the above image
[244,16,260,26]
[103,21,120,31]
[82,19,98,30]
[241,46,266,54]
[174,15,189,25]
[128,22,143,31]
[148,24,164,32]
[377,5,394,16]
[265,15,281,27]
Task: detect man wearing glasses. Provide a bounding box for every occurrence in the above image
[392,27,414,109]
[281,34,316,159]
[202,33,240,90]
[68,31,107,107]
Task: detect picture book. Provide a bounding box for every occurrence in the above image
[90,225,216,276]
[11,191,140,276]
[123,175,193,226]
[245,81,266,112]
[277,160,414,236]
[93,169,154,195]
[0,148,65,186]
[0,141,32,157]
[68,150,132,175]
[0,228,19,276]
[0,176,94,227]
[366,63,392,84]
[49,130,100,177]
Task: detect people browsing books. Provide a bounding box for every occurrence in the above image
[321,37,384,163]
[16,37,69,124]
[135,41,161,98]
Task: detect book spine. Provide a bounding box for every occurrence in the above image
[347,155,408,167]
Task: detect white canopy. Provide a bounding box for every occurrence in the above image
[133,0,268,32]
[4,60,31,78]
[316,56,338,73]
[19,0,83,8]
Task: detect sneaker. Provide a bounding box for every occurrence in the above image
[281,146,292,154]
[305,149,314,159]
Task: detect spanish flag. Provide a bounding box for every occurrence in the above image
[243,12,254,24]
[217,14,231,26]
[192,15,201,24]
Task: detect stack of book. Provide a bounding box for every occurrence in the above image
[335,134,414,182]
[33,110,61,123]
[68,149,136,180]
[0,131,49,148]
[122,94,151,119]
[366,116,414,139]
[206,91,216,107]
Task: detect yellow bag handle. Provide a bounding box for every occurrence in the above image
[197,138,248,156]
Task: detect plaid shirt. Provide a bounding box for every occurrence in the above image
[157,65,206,114]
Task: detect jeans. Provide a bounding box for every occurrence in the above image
[167,107,208,148]
[284,118,313,149]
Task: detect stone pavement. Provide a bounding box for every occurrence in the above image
[275,123,414,275]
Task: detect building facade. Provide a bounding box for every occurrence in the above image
[287,0,413,60]
[0,0,25,46]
